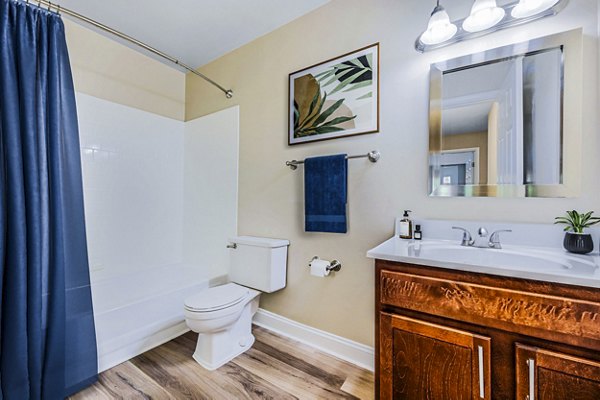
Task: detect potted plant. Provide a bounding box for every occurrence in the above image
[554,210,600,254]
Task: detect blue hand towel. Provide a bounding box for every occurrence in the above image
[304,154,348,233]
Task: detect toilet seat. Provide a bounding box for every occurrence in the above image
[185,283,249,313]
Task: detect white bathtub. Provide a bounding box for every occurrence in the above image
[90,264,212,372]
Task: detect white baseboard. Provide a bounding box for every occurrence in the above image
[253,308,374,371]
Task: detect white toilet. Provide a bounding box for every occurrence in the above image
[184,236,289,370]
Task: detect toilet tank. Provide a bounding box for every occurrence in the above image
[228,236,289,293]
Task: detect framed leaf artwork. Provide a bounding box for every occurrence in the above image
[288,43,379,145]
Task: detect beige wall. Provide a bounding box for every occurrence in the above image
[64,20,185,121]
[442,131,489,185]
[185,0,599,346]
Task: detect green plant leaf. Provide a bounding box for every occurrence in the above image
[323,56,373,92]
[322,73,343,88]
[342,80,372,93]
[316,91,327,115]
[312,126,345,134]
[298,92,327,130]
[347,58,364,68]
[317,71,336,83]
[356,92,372,100]
[584,218,600,228]
[306,90,320,119]
[293,104,300,129]
[318,115,357,127]
[554,219,572,225]
[329,71,369,95]
[312,98,345,126]
[554,210,600,232]
[314,69,334,79]
[332,62,355,71]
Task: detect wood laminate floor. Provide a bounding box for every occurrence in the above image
[70,326,374,399]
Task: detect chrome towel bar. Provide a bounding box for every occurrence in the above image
[285,150,380,170]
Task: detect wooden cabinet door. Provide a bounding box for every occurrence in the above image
[516,344,600,400]
[379,312,491,400]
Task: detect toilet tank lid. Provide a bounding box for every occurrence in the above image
[229,236,289,248]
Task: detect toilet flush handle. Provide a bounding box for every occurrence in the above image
[226,243,237,249]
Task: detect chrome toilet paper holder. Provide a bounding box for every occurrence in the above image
[309,256,342,272]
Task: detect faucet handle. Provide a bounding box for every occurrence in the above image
[478,227,488,237]
[452,226,474,247]
[489,229,512,249]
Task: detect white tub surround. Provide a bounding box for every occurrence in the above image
[183,106,240,276]
[77,93,185,281]
[368,219,600,288]
[91,264,213,372]
[77,94,240,371]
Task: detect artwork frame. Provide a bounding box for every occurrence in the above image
[288,43,380,146]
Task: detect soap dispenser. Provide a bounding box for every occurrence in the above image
[414,225,422,240]
[399,210,413,239]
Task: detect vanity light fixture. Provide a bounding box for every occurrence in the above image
[415,0,569,52]
[463,0,505,33]
[512,0,560,19]
[419,1,457,45]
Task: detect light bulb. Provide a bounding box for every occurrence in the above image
[419,3,457,45]
[462,0,506,33]
[511,0,560,18]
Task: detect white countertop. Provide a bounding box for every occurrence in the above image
[367,237,600,288]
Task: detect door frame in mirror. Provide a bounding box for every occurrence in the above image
[428,29,582,198]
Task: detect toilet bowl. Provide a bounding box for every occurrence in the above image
[183,234,289,370]
[184,282,261,370]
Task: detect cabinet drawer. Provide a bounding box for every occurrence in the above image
[380,313,491,400]
[516,343,600,400]
[380,270,600,349]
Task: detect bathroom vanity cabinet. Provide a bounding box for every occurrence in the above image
[375,259,600,400]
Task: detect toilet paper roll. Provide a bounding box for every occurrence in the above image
[310,259,330,277]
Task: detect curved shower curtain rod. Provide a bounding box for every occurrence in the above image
[25,0,234,98]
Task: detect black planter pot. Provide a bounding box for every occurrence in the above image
[563,232,594,254]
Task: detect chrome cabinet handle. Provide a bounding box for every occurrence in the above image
[478,345,485,399]
[527,358,535,400]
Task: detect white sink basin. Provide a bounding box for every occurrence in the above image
[367,238,600,288]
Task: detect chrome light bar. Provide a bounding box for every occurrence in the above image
[415,0,569,53]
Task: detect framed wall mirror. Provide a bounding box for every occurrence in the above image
[428,29,582,198]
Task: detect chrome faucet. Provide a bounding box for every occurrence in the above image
[452,226,512,249]
[452,226,474,247]
[488,229,512,249]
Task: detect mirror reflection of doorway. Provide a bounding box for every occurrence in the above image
[436,47,562,190]
[439,149,478,185]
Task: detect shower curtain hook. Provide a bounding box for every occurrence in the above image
[47,1,51,11]
[57,4,60,14]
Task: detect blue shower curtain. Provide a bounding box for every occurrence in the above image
[0,1,98,398]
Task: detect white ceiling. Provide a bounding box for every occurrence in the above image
[443,102,493,136]
[58,0,330,69]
